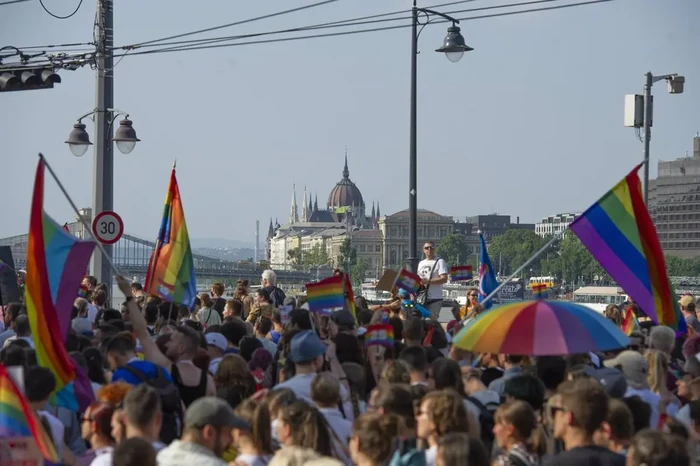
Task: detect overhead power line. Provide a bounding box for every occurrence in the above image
[39,0,84,19]
[109,0,616,59]
[0,0,29,5]
[112,0,561,53]
[129,0,342,49]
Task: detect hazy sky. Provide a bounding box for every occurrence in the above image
[1,0,698,244]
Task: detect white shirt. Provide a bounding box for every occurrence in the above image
[417,257,449,300]
[38,410,64,459]
[3,335,34,348]
[275,373,354,422]
[88,447,114,466]
[235,453,273,466]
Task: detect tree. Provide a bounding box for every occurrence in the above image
[351,258,369,288]
[257,260,270,270]
[487,230,548,276]
[287,248,302,270]
[302,244,332,269]
[435,233,472,267]
[337,238,357,273]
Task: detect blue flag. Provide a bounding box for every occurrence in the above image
[478,233,498,310]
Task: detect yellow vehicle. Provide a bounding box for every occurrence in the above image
[529,276,557,289]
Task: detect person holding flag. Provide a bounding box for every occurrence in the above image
[478,232,498,311]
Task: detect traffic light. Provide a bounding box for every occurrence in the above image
[0,68,61,92]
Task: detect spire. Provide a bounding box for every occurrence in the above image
[371,201,376,220]
[301,186,308,222]
[314,194,319,212]
[342,147,349,179]
[289,184,298,224]
[308,192,313,219]
[376,201,380,218]
[267,218,274,238]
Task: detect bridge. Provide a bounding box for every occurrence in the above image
[0,229,313,285]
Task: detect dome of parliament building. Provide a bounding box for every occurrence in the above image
[327,155,364,209]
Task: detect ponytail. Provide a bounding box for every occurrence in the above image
[235,399,273,455]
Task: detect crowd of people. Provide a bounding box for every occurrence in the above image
[2,265,700,466]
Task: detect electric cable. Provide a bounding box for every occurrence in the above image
[39,0,84,19]
[109,0,616,59]
[0,0,30,5]
[113,0,563,53]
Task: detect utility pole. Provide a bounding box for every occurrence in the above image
[407,0,419,274]
[642,72,652,206]
[91,0,114,285]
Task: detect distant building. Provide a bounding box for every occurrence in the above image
[379,209,454,269]
[649,134,700,257]
[535,212,581,238]
[459,215,535,239]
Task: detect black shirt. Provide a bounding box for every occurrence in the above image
[545,445,625,466]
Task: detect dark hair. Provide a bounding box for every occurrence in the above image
[504,374,546,411]
[5,303,22,323]
[144,304,159,325]
[431,358,465,395]
[226,299,244,317]
[399,346,428,373]
[86,401,115,443]
[105,332,137,356]
[256,288,272,304]
[623,395,651,433]
[14,315,30,336]
[173,325,202,354]
[256,316,272,335]
[239,336,263,362]
[25,366,56,403]
[0,345,27,368]
[289,309,312,330]
[437,433,489,466]
[112,437,157,466]
[536,356,567,392]
[157,302,178,321]
[234,399,272,455]
[220,321,247,347]
[557,378,609,436]
[403,317,424,342]
[100,309,122,323]
[628,430,689,466]
[83,347,107,385]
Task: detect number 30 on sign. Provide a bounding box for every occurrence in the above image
[92,211,124,245]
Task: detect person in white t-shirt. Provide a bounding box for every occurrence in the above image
[417,241,448,321]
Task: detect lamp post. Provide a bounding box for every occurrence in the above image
[641,72,685,205]
[407,0,473,273]
[65,109,140,285]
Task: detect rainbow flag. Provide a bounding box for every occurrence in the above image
[365,324,394,348]
[77,285,88,298]
[450,265,473,282]
[570,163,685,332]
[0,365,60,463]
[0,259,9,273]
[342,273,357,323]
[621,306,640,335]
[393,268,422,295]
[145,165,197,308]
[532,284,548,299]
[306,275,345,314]
[26,159,96,411]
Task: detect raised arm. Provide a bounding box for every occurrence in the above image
[115,276,172,370]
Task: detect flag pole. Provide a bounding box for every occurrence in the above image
[461,230,564,324]
[39,154,121,277]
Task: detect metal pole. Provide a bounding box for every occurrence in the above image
[642,71,653,205]
[408,0,419,274]
[91,0,115,286]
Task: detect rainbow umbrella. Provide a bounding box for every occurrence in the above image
[453,300,629,355]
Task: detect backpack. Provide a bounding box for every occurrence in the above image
[268,287,286,308]
[466,395,498,450]
[388,438,426,466]
[121,364,184,444]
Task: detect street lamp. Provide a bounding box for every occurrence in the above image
[407,1,473,273]
[65,110,140,157]
[624,72,685,205]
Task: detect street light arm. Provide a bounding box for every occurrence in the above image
[651,73,678,84]
[416,7,460,24]
[76,108,131,123]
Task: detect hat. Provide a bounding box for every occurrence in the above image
[603,350,648,390]
[289,330,327,363]
[205,332,228,351]
[331,310,356,329]
[398,289,410,298]
[680,295,696,308]
[583,366,628,398]
[184,397,248,430]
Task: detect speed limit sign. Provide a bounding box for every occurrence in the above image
[92,211,124,245]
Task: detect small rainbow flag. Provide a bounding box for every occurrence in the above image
[532,284,548,299]
[144,164,197,308]
[306,275,345,314]
[570,163,685,332]
[0,364,60,463]
[26,159,96,412]
[450,265,473,282]
[393,268,422,295]
[0,259,8,273]
[77,285,88,298]
[621,306,640,336]
[365,324,394,348]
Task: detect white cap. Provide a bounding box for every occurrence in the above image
[205,332,228,351]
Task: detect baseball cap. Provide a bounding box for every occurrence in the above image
[205,332,228,351]
[184,397,248,430]
[583,366,628,398]
[680,295,696,308]
[331,310,356,330]
[289,330,327,363]
[603,350,648,390]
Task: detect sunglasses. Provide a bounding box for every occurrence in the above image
[423,246,434,250]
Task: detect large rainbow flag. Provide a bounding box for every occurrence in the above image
[570,163,685,331]
[26,159,96,411]
[145,165,197,308]
[0,364,60,463]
